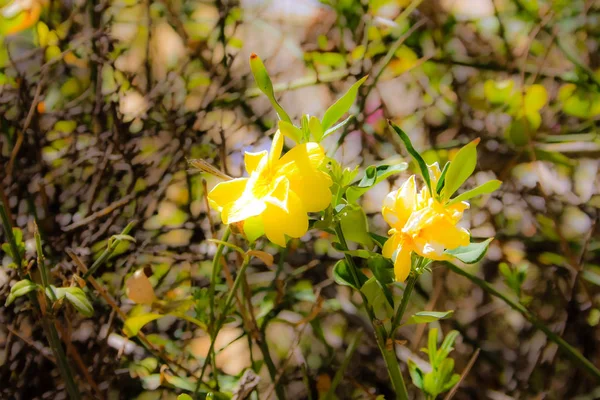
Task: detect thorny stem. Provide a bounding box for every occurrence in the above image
[334,223,409,400]
[444,261,600,382]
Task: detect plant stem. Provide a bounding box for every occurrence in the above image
[257,327,287,400]
[83,220,136,279]
[323,331,363,400]
[444,261,600,382]
[208,226,232,330]
[334,223,409,400]
[391,274,418,336]
[1,205,80,399]
[195,252,251,393]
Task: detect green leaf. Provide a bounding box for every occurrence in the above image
[447,180,502,205]
[278,120,303,143]
[323,115,354,139]
[243,215,264,244]
[443,139,479,200]
[442,373,461,392]
[367,255,394,285]
[249,53,291,123]
[164,374,195,391]
[445,238,493,264]
[339,205,373,247]
[5,279,38,306]
[124,313,163,337]
[428,328,438,361]
[388,122,432,194]
[346,163,408,203]
[534,148,575,167]
[333,259,368,289]
[405,310,454,325]
[112,234,136,243]
[483,79,515,105]
[361,276,394,318]
[331,244,373,259]
[435,161,450,194]
[309,115,324,141]
[407,359,424,389]
[366,255,395,307]
[506,117,531,147]
[369,232,388,248]
[178,395,193,400]
[55,287,94,317]
[321,75,367,131]
[524,84,547,113]
[439,330,460,360]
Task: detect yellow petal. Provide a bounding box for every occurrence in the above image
[277,142,326,170]
[269,130,284,166]
[420,221,470,252]
[221,195,266,225]
[394,244,412,282]
[288,171,332,212]
[276,142,332,212]
[244,151,267,175]
[263,175,289,210]
[208,178,248,211]
[382,231,401,259]
[383,175,417,229]
[262,191,308,246]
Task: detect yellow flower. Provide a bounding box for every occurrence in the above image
[208,131,332,246]
[382,163,470,282]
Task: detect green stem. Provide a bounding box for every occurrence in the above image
[1,205,80,399]
[257,328,287,400]
[391,274,418,336]
[445,261,600,382]
[334,223,409,400]
[208,227,232,329]
[83,220,136,279]
[195,251,251,393]
[323,331,363,400]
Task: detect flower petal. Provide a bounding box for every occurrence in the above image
[383,175,417,229]
[278,142,326,170]
[275,142,332,212]
[394,244,412,282]
[221,195,266,225]
[263,175,289,210]
[244,151,268,175]
[208,178,248,211]
[262,191,308,246]
[269,130,284,166]
[382,231,401,259]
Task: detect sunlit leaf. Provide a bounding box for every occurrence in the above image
[339,205,373,247]
[404,310,454,325]
[443,138,479,200]
[5,279,38,306]
[445,238,494,264]
[279,120,303,143]
[321,76,367,131]
[389,122,432,194]
[346,163,408,203]
[249,53,292,123]
[447,180,501,205]
[124,313,163,337]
